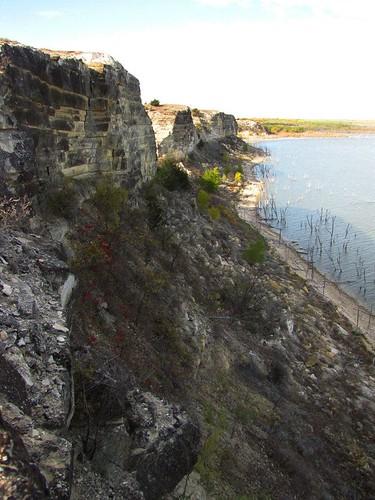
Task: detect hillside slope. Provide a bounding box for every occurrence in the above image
[0,42,374,500]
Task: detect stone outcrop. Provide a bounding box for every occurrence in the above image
[237,118,268,140]
[76,389,200,500]
[205,111,238,139]
[0,229,73,497]
[0,39,157,195]
[146,104,239,157]
[158,109,198,158]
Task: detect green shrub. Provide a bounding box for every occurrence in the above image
[91,179,128,230]
[156,157,190,191]
[234,171,243,184]
[243,238,266,265]
[197,189,210,210]
[144,182,166,229]
[208,206,221,220]
[200,167,221,192]
[150,99,160,106]
[46,181,78,220]
[223,165,232,177]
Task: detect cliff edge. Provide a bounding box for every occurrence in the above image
[0,39,156,195]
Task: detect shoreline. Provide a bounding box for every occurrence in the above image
[243,131,375,142]
[237,158,375,350]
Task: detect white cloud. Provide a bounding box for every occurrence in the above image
[264,0,375,19]
[195,0,251,6]
[37,10,63,19]
[196,0,375,19]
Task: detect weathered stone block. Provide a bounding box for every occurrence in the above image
[0,39,157,195]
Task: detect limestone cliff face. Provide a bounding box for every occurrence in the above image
[146,104,239,157]
[0,40,157,195]
[158,109,198,157]
[206,111,238,139]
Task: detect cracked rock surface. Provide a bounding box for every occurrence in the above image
[0,229,73,498]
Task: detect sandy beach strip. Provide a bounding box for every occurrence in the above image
[237,161,375,351]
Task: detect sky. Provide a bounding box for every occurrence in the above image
[1,0,375,119]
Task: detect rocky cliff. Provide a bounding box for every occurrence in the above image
[0,42,198,500]
[237,118,269,140]
[1,41,375,500]
[0,230,73,498]
[0,39,156,196]
[146,104,239,157]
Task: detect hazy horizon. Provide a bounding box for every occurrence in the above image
[2,0,375,120]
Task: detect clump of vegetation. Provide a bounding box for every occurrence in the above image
[197,189,210,210]
[150,99,160,106]
[192,108,200,116]
[196,189,221,221]
[0,194,31,228]
[200,167,221,192]
[143,181,166,229]
[222,161,244,183]
[243,238,266,265]
[208,206,221,220]
[195,405,229,484]
[223,165,232,177]
[46,180,79,220]
[155,157,190,191]
[72,237,113,271]
[91,178,128,230]
[234,171,243,184]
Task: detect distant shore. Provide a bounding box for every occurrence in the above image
[245,131,375,142]
[238,117,375,140]
[237,156,375,350]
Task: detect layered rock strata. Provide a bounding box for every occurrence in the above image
[146,104,239,157]
[0,39,157,195]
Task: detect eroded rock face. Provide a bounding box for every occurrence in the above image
[146,104,239,157]
[0,39,157,195]
[159,109,198,158]
[209,112,238,139]
[126,390,200,500]
[0,230,73,497]
[72,354,200,499]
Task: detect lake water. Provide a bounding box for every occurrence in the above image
[256,136,375,310]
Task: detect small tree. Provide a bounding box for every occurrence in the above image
[150,99,160,106]
[155,157,190,191]
[91,179,128,230]
[197,189,210,210]
[243,238,266,265]
[200,167,221,193]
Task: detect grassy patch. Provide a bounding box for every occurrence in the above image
[252,117,359,135]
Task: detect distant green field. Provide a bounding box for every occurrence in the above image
[250,118,375,135]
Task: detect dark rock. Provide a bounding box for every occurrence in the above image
[0,230,73,496]
[126,391,200,500]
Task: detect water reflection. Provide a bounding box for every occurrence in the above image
[256,137,375,308]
